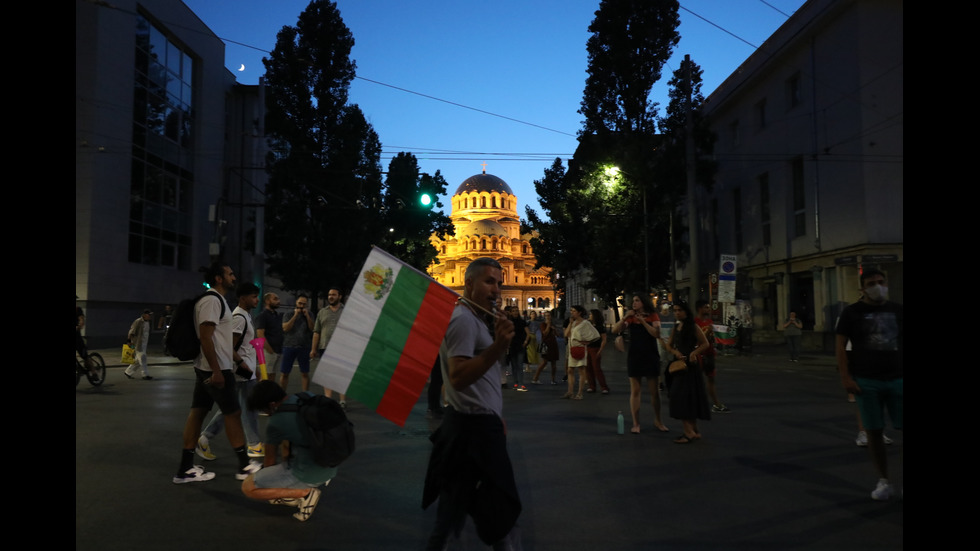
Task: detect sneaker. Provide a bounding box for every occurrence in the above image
[711,404,731,413]
[531,380,542,385]
[247,443,265,458]
[269,497,301,506]
[293,487,322,521]
[196,435,216,461]
[871,478,893,501]
[516,385,528,392]
[513,384,519,390]
[586,388,595,393]
[883,434,894,445]
[601,389,609,395]
[236,460,263,481]
[855,431,869,447]
[173,465,215,484]
[123,371,135,379]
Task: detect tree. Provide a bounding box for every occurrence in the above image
[655,56,718,297]
[380,152,453,270]
[263,1,386,298]
[555,0,680,298]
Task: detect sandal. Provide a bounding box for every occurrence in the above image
[630,426,641,434]
[573,394,583,400]
[673,435,697,444]
[560,392,573,399]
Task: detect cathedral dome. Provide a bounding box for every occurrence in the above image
[461,219,508,237]
[454,173,514,197]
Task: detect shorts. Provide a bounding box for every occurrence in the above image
[854,377,903,431]
[191,369,241,414]
[701,354,716,377]
[280,346,310,375]
[253,462,328,490]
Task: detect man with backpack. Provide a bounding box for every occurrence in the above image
[196,282,265,462]
[242,380,340,522]
[172,262,262,484]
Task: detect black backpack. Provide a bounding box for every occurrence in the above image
[164,291,226,361]
[278,392,355,468]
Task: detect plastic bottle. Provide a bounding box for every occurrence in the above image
[617,411,625,435]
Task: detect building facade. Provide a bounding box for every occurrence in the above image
[76,0,268,347]
[680,0,903,348]
[427,171,557,312]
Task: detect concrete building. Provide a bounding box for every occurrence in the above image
[76,0,268,347]
[427,171,557,312]
[677,0,903,349]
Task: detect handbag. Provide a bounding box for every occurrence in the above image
[668,359,688,373]
[570,346,586,360]
[121,343,136,364]
[539,341,550,356]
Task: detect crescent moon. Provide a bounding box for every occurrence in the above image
[238,64,245,72]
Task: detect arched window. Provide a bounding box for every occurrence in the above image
[522,244,528,254]
[481,239,487,250]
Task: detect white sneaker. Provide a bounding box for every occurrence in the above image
[236,460,263,480]
[855,431,868,446]
[871,478,893,501]
[173,465,215,484]
[293,487,322,521]
[883,434,894,445]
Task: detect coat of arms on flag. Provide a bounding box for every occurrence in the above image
[313,247,458,426]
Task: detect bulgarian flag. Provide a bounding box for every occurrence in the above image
[714,324,736,346]
[313,247,458,426]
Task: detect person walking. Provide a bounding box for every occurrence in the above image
[612,294,668,434]
[585,309,610,394]
[835,269,903,500]
[125,309,154,380]
[172,262,261,484]
[531,310,559,385]
[279,295,314,392]
[422,257,523,550]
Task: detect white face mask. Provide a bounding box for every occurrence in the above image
[864,285,888,302]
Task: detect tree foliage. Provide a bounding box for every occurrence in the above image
[579,0,680,135]
[262,1,447,299]
[379,152,453,271]
[526,0,680,301]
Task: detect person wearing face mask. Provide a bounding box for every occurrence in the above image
[835,269,903,501]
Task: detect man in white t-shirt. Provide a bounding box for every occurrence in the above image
[172,262,261,484]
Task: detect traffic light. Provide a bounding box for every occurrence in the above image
[419,192,432,207]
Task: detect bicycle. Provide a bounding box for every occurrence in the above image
[76,350,106,387]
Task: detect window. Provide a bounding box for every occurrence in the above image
[130,13,195,268]
[759,173,771,246]
[787,72,802,109]
[791,157,806,237]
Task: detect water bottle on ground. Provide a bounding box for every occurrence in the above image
[617,411,625,435]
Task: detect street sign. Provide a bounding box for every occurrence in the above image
[718,254,737,303]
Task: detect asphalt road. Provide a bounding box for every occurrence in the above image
[76,344,902,550]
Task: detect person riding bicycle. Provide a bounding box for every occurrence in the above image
[77,298,99,379]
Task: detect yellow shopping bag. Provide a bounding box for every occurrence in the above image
[121,344,136,364]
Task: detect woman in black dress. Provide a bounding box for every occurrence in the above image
[612,294,668,434]
[665,300,711,443]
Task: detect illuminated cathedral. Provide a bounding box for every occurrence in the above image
[427,169,557,312]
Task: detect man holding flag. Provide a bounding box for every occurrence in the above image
[422,257,523,550]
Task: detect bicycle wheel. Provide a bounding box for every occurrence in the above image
[86,353,107,386]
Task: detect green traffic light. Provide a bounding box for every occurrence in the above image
[420,193,432,207]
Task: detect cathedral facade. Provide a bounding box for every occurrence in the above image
[427,171,557,312]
